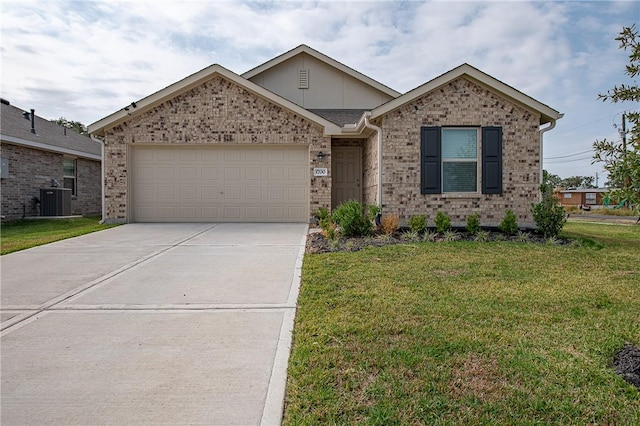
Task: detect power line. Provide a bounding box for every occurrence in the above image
[545,156,594,164]
[543,149,593,160]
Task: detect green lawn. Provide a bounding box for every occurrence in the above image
[284,222,640,425]
[0,217,118,255]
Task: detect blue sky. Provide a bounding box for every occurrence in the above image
[1,0,638,183]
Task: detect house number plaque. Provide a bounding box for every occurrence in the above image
[313,168,328,177]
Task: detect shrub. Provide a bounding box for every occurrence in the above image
[315,207,333,232]
[532,178,566,238]
[465,213,481,235]
[321,221,339,241]
[367,204,381,223]
[435,211,451,234]
[331,200,373,237]
[408,214,428,234]
[380,214,399,236]
[499,209,519,236]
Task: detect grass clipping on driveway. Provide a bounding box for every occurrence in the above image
[284,222,640,425]
[1,217,117,255]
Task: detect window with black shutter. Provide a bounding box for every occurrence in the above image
[420,126,502,195]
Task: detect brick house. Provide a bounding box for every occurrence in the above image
[556,188,609,208]
[89,45,562,227]
[1,100,102,220]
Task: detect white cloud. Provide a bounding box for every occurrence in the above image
[0,0,634,180]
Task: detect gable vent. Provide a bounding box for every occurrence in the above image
[298,69,309,89]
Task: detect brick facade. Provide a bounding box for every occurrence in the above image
[0,143,101,220]
[375,76,541,227]
[102,76,331,223]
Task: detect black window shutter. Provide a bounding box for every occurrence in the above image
[482,126,502,194]
[421,126,441,194]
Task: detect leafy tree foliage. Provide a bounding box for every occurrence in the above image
[544,171,596,189]
[593,25,640,212]
[52,117,89,137]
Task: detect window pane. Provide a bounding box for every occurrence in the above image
[63,177,75,195]
[442,129,477,159]
[63,159,76,176]
[443,162,477,192]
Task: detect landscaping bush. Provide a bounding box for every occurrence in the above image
[408,214,428,234]
[366,204,381,223]
[381,214,399,235]
[315,207,333,233]
[532,178,566,238]
[465,213,481,235]
[435,211,452,234]
[331,200,373,237]
[499,209,519,236]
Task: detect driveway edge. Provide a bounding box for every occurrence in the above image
[260,225,308,426]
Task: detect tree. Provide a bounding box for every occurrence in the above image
[52,117,89,137]
[545,171,563,188]
[561,175,596,189]
[593,25,640,212]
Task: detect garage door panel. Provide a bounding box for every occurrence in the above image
[157,187,175,200]
[133,146,308,222]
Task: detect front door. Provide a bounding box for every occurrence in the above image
[332,147,362,208]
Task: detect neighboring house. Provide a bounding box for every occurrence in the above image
[1,100,102,220]
[556,188,610,208]
[89,45,562,226]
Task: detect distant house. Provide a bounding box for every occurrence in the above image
[1,100,102,220]
[89,45,562,226]
[556,188,609,208]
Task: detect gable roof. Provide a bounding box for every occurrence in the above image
[88,63,342,137]
[371,63,563,125]
[242,44,401,99]
[1,102,101,159]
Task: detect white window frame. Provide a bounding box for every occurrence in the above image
[441,127,480,194]
[585,192,597,204]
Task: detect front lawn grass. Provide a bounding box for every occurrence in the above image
[0,217,118,255]
[285,222,640,425]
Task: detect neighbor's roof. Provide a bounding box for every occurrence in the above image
[1,102,101,159]
[558,188,611,193]
[242,44,401,99]
[88,63,342,137]
[371,63,563,125]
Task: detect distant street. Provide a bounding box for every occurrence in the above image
[567,213,639,225]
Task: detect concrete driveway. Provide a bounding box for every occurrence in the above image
[1,223,307,425]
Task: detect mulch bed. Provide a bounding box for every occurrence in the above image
[614,343,640,391]
[306,228,571,254]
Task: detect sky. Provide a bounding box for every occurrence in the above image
[1,0,638,184]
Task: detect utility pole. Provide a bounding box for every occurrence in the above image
[595,172,599,188]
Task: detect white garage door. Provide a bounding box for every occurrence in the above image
[132,145,309,222]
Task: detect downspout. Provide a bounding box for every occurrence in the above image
[538,114,563,201]
[91,136,106,224]
[363,112,383,213]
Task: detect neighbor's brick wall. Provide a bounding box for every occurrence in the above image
[0,143,101,219]
[377,76,542,227]
[103,75,331,222]
[75,157,101,216]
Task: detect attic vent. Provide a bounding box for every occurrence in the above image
[298,69,309,89]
